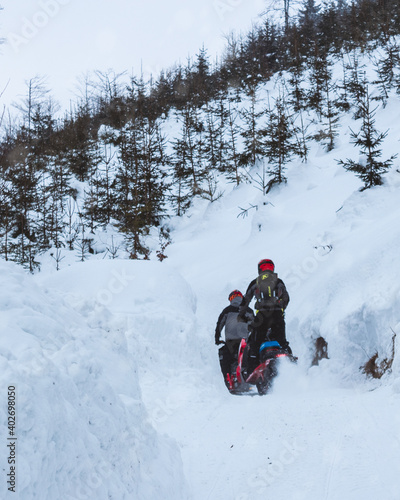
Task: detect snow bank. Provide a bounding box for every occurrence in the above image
[0,259,189,499]
[41,259,198,372]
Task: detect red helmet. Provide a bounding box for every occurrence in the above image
[228,290,243,302]
[258,259,275,273]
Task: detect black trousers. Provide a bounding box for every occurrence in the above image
[246,309,290,373]
[218,340,241,383]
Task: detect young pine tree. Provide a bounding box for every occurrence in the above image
[338,87,397,190]
[172,102,205,200]
[343,51,367,119]
[114,113,167,259]
[311,56,341,152]
[263,93,299,193]
[239,83,265,167]
[226,99,245,185]
[4,130,40,270]
[114,122,149,258]
[307,46,330,118]
[373,38,400,107]
[0,179,14,261]
[297,0,320,55]
[170,134,193,216]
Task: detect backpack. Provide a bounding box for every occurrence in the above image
[254,271,279,310]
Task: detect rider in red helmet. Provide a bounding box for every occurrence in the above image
[238,259,291,374]
[258,258,275,273]
[215,290,254,389]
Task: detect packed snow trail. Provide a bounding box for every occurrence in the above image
[140,333,400,500]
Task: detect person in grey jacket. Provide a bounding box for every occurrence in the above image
[215,290,254,388]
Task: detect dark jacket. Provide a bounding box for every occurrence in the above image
[215,296,254,343]
[239,273,289,315]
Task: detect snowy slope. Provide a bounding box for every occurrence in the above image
[157,163,400,500]
[141,66,400,497]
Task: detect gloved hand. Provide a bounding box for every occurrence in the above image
[215,337,223,345]
[237,314,247,323]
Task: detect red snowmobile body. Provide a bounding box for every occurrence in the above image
[230,338,297,395]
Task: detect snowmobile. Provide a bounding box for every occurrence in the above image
[227,337,297,395]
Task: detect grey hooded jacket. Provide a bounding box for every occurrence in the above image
[215,296,254,342]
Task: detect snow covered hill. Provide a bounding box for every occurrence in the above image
[2,52,400,500]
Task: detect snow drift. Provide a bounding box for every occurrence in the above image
[0,259,189,499]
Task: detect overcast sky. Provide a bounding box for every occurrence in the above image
[0,0,266,111]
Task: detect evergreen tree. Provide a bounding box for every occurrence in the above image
[87,127,117,227]
[287,51,308,113]
[4,78,57,269]
[44,159,70,249]
[172,102,205,199]
[213,89,231,173]
[297,0,320,55]
[75,219,94,262]
[0,178,14,261]
[307,46,330,118]
[200,102,222,201]
[316,73,340,152]
[5,131,39,270]
[189,46,212,107]
[335,57,352,112]
[82,154,103,234]
[93,69,126,128]
[219,32,244,93]
[29,98,76,252]
[310,54,341,151]
[114,121,149,258]
[64,103,101,182]
[343,1,367,51]
[263,92,299,192]
[170,134,192,216]
[343,51,368,119]
[113,83,167,259]
[151,69,175,116]
[141,118,168,226]
[317,0,344,54]
[203,101,221,172]
[373,38,400,107]
[338,86,397,190]
[226,100,245,185]
[239,83,265,167]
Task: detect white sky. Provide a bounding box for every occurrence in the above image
[0,0,266,111]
